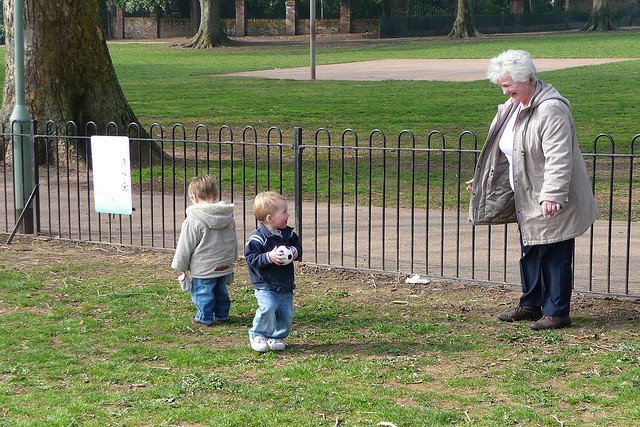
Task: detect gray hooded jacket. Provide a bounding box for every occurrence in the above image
[469,81,597,246]
[171,201,237,278]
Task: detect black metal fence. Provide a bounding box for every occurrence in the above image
[2,121,639,298]
[380,6,640,38]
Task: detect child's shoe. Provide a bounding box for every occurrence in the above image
[267,338,286,351]
[250,335,268,353]
[192,318,213,327]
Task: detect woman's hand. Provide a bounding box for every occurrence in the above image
[465,179,474,191]
[541,200,562,217]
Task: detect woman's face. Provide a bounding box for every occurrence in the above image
[497,74,535,106]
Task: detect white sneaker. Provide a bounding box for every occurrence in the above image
[250,335,268,353]
[267,338,286,351]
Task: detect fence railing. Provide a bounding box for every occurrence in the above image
[2,121,639,298]
[380,6,640,38]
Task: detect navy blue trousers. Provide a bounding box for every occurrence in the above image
[519,236,575,317]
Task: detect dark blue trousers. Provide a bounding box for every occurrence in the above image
[519,236,575,317]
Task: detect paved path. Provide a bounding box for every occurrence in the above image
[3,176,638,297]
[223,58,633,81]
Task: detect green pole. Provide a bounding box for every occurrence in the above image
[10,0,34,233]
[310,0,316,80]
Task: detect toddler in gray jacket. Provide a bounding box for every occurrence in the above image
[171,174,237,326]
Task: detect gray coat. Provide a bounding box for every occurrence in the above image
[469,81,597,246]
[171,201,238,278]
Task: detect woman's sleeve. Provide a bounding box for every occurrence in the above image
[538,100,574,205]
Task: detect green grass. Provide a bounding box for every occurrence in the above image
[2,31,639,150]
[3,32,638,220]
[1,238,639,426]
[2,33,639,425]
[111,31,640,148]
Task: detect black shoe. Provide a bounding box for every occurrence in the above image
[531,316,571,330]
[497,306,543,322]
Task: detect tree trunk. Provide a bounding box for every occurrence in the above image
[582,0,616,31]
[448,0,480,38]
[184,0,231,48]
[2,0,160,165]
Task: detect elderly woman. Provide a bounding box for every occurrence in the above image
[467,50,597,330]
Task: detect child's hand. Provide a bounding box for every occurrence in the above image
[269,246,287,265]
[178,271,191,292]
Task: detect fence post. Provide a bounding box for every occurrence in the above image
[294,127,303,242]
[31,120,40,234]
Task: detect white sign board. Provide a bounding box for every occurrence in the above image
[90,135,132,215]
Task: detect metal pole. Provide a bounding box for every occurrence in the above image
[310,0,316,80]
[10,0,34,234]
[293,127,303,243]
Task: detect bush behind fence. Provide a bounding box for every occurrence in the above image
[2,121,639,298]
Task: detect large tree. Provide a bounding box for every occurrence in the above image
[582,0,616,31]
[448,0,480,38]
[184,0,230,48]
[1,0,155,162]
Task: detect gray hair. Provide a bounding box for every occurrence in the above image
[486,50,537,84]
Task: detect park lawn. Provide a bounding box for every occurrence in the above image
[1,32,639,426]
[107,31,640,149]
[0,238,639,426]
[0,31,639,149]
[2,32,637,220]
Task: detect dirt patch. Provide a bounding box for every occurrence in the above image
[2,236,639,332]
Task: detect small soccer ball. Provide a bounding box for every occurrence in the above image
[275,245,293,265]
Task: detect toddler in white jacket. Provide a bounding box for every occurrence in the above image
[171,174,237,326]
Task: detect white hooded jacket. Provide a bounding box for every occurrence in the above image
[171,201,237,278]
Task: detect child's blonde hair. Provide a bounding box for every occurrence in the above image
[188,174,218,201]
[253,191,286,222]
